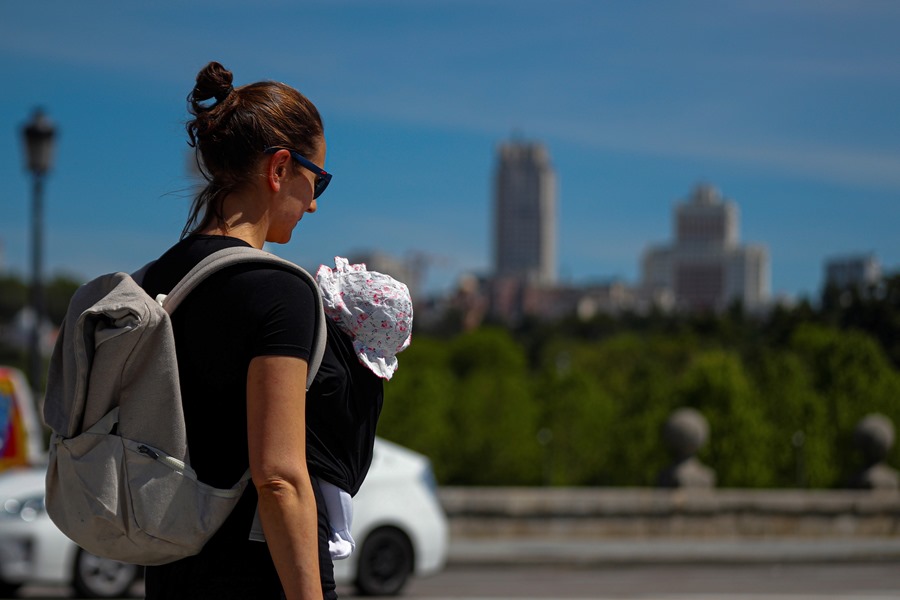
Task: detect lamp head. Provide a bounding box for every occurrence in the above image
[22,108,56,176]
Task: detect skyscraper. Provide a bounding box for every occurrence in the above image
[642,184,770,312]
[824,253,881,291]
[493,141,557,285]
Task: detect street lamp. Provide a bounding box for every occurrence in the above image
[21,108,56,397]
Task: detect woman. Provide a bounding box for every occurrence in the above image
[141,61,334,600]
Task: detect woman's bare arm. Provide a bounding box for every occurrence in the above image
[247,355,322,600]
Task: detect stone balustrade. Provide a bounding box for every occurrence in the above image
[438,410,899,542]
[439,486,900,539]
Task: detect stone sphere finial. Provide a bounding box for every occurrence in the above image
[663,407,709,460]
[853,413,895,463]
[657,407,715,489]
[848,413,898,491]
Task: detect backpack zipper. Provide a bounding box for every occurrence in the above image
[138,444,187,471]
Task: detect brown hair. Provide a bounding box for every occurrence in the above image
[183,61,324,237]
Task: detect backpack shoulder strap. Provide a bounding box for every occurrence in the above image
[159,246,326,389]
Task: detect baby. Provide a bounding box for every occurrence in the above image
[314,257,413,559]
[316,257,413,382]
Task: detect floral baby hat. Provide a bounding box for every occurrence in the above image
[315,257,413,380]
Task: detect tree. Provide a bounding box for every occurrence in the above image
[533,360,616,485]
[789,324,900,483]
[0,272,81,325]
[588,334,696,486]
[442,328,541,485]
[673,350,776,487]
[747,349,833,487]
[377,337,455,479]
[0,275,27,323]
[45,275,82,325]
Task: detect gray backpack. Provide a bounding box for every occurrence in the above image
[43,246,326,566]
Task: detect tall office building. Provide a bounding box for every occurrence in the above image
[642,184,770,312]
[493,141,557,285]
[824,254,881,291]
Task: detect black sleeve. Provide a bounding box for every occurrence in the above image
[240,268,317,362]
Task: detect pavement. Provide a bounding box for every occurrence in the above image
[446,536,900,566]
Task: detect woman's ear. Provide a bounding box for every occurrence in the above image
[266,149,292,192]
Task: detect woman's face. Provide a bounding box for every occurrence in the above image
[266,138,326,244]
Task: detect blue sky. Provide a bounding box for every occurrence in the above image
[1,1,899,301]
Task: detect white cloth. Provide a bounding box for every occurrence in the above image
[315,257,413,380]
[316,478,356,560]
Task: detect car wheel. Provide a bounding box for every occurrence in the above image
[355,526,414,596]
[72,548,139,598]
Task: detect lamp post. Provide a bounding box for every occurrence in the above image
[21,108,56,397]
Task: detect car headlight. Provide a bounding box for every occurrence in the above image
[0,495,45,522]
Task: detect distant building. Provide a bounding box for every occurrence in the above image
[641,184,770,313]
[344,250,421,300]
[493,140,557,286]
[824,253,881,291]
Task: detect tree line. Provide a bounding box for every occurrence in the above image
[2,271,899,488]
[378,274,900,488]
[0,272,80,368]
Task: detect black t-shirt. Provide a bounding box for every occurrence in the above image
[139,235,314,598]
[140,234,384,494]
[141,234,383,599]
[140,235,316,490]
[307,318,384,496]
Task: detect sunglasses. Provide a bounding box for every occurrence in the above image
[263,146,332,199]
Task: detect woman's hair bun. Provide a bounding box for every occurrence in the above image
[190,61,235,110]
[181,60,324,238]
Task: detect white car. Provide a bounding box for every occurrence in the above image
[0,438,448,598]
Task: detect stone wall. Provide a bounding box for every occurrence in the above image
[439,487,900,539]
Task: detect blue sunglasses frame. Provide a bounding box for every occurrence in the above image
[263,146,332,199]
